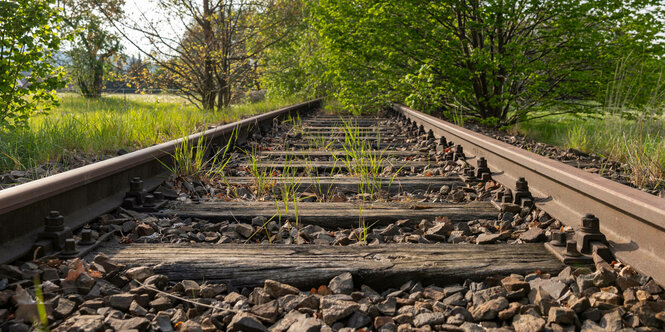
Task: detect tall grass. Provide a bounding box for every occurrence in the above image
[515,111,665,190]
[0,93,301,173]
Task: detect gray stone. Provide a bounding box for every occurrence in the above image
[599,309,623,331]
[252,216,268,226]
[631,301,665,327]
[377,297,397,315]
[153,314,174,332]
[179,320,203,332]
[53,315,105,332]
[501,276,530,293]
[264,279,300,298]
[576,273,595,294]
[592,267,616,288]
[442,292,467,306]
[498,302,520,320]
[42,267,59,281]
[472,286,506,305]
[512,314,546,332]
[470,297,509,321]
[570,296,590,313]
[269,311,306,332]
[105,317,150,331]
[286,317,323,332]
[427,222,453,236]
[380,224,399,237]
[347,310,371,328]
[125,266,153,282]
[321,297,359,325]
[228,312,268,332]
[224,292,247,304]
[328,272,354,294]
[149,296,172,311]
[413,312,447,327]
[54,297,76,318]
[143,274,169,290]
[129,300,148,316]
[76,273,96,294]
[548,307,575,325]
[529,278,567,299]
[181,279,200,296]
[234,223,255,238]
[581,320,604,332]
[589,291,621,309]
[251,300,280,324]
[476,233,502,244]
[378,322,398,332]
[460,322,486,332]
[519,227,545,242]
[249,287,272,305]
[108,293,134,311]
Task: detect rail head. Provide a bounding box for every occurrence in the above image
[393,104,665,286]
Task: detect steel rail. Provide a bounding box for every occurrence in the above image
[393,104,665,286]
[0,98,322,264]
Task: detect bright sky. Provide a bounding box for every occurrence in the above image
[121,0,165,57]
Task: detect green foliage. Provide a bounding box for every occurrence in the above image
[60,0,124,98]
[310,0,665,125]
[260,1,330,99]
[0,0,67,130]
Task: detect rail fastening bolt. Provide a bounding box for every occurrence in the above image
[550,230,566,247]
[62,238,78,256]
[44,211,65,233]
[581,213,600,234]
[565,240,582,257]
[79,229,94,245]
[130,177,144,192]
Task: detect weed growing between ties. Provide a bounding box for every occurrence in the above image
[160,125,238,181]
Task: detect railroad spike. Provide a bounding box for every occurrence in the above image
[427,129,435,140]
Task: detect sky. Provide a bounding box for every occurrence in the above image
[121,0,164,56]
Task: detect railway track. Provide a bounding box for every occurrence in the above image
[1,100,664,331]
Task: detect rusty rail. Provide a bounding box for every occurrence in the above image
[393,104,665,286]
[0,98,322,264]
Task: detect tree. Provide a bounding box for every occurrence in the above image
[115,0,299,111]
[60,0,124,98]
[0,0,67,130]
[259,0,330,99]
[311,0,665,125]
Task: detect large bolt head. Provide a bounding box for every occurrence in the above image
[581,214,600,232]
[565,240,582,257]
[477,157,487,168]
[130,177,144,192]
[550,231,566,246]
[516,177,528,190]
[44,211,64,232]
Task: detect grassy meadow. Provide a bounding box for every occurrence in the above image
[0,93,301,173]
[512,112,665,189]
